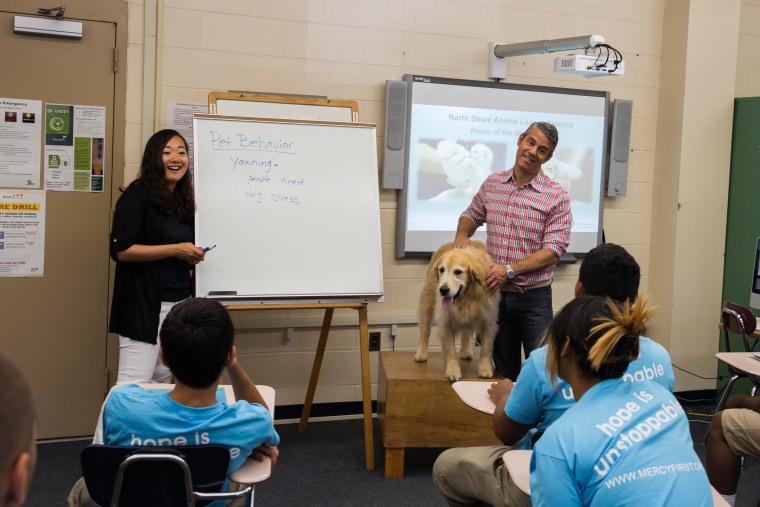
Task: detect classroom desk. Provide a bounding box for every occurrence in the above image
[715,352,760,377]
[230,384,275,485]
[105,384,274,411]
[132,383,236,402]
[227,302,374,470]
[452,380,497,415]
[502,450,730,506]
[502,450,531,495]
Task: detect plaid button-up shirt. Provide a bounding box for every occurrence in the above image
[461,169,572,286]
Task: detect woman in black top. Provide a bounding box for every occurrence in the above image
[109,129,205,383]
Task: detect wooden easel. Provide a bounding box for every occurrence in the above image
[205,92,374,470]
[208,91,359,122]
[227,302,374,470]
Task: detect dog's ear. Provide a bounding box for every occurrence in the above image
[472,269,485,288]
[425,256,440,282]
[470,262,486,288]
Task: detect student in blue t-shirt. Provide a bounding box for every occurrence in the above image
[433,243,674,507]
[67,298,280,506]
[530,295,710,506]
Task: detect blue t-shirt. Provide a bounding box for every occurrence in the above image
[529,380,710,507]
[505,337,674,449]
[102,384,280,475]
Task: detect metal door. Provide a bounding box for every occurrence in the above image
[0,9,117,437]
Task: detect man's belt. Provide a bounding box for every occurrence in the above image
[502,278,553,294]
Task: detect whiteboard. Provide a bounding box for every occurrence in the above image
[192,114,383,302]
[209,92,358,122]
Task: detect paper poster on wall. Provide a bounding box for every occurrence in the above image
[0,98,42,188]
[168,102,207,172]
[44,104,106,192]
[0,189,45,277]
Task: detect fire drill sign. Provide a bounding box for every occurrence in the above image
[0,189,45,277]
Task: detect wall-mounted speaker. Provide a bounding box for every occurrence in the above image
[382,80,408,189]
[606,99,633,197]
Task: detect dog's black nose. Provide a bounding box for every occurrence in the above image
[439,286,450,296]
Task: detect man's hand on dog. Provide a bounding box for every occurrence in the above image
[485,263,507,293]
[488,379,515,405]
[452,236,472,249]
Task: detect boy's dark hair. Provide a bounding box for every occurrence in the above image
[579,243,640,302]
[159,298,234,388]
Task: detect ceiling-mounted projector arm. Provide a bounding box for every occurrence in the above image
[493,35,605,58]
[488,35,622,81]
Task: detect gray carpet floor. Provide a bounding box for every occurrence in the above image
[27,413,760,506]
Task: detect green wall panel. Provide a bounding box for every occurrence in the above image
[718,97,760,393]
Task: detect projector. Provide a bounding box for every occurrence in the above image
[553,54,624,78]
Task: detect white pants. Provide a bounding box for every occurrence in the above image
[116,300,180,384]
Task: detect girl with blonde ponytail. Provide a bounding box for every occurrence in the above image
[545,295,654,388]
[530,295,711,507]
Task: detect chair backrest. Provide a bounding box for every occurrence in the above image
[722,301,758,352]
[81,445,230,507]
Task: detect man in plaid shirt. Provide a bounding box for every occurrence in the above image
[454,122,571,380]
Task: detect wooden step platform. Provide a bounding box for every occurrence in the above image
[377,351,503,478]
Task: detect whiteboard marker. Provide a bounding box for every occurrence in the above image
[202,245,217,252]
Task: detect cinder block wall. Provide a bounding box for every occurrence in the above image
[120,0,755,407]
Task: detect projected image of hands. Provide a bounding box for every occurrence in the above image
[542,146,595,203]
[417,139,505,202]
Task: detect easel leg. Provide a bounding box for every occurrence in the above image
[299,308,333,433]
[359,305,375,470]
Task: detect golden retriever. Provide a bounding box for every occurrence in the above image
[415,241,499,381]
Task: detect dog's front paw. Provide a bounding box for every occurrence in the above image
[478,366,494,379]
[478,359,493,379]
[445,362,462,382]
[414,347,428,362]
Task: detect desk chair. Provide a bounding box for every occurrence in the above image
[81,444,257,506]
[502,450,730,506]
[715,302,760,411]
[83,384,276,506]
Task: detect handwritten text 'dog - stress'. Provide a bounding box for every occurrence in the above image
[244,190,300,205]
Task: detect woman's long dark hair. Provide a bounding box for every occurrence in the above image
[125,129,195,222]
